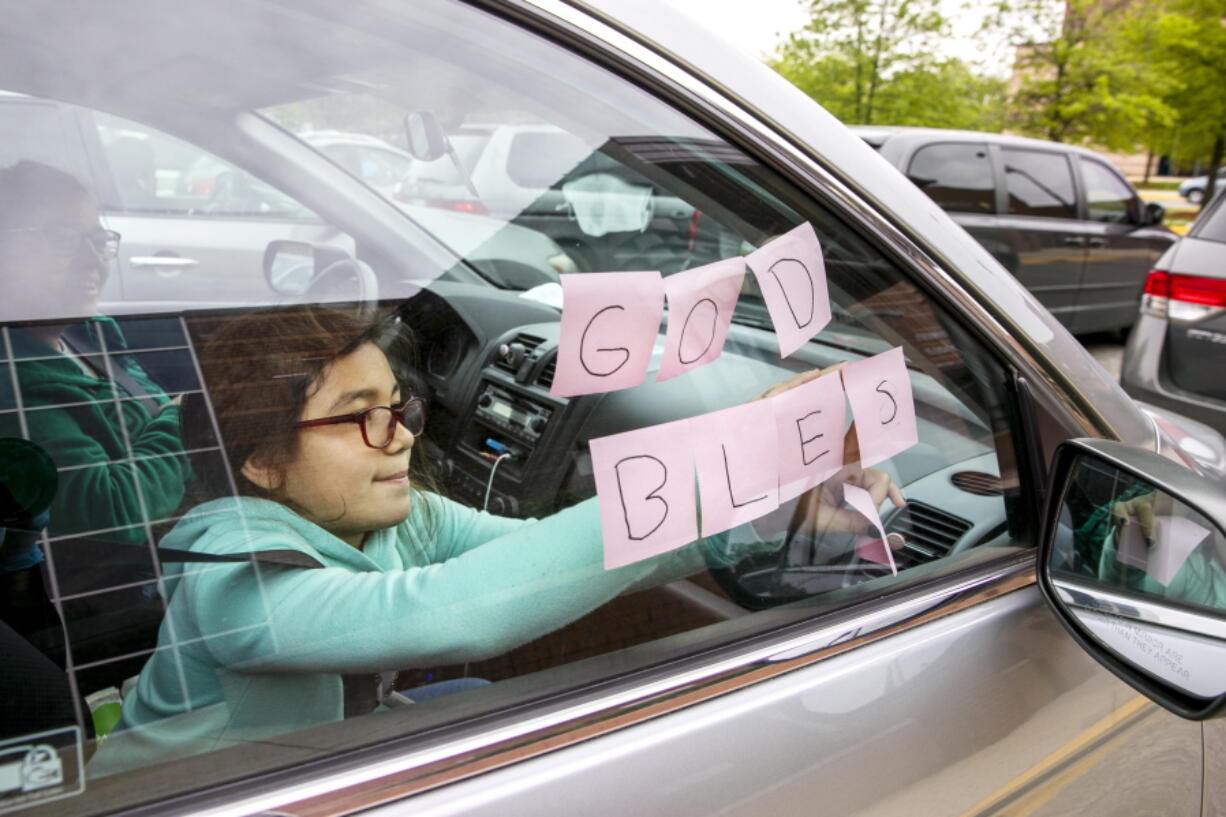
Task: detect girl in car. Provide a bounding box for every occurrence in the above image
[90,304,903,774]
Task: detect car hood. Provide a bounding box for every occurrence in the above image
[575,0,1154,448]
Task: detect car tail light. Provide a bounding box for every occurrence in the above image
[422,198,488,215]
[1142,269,1226,321]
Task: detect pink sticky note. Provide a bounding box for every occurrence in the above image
[690,401,780,537]
[590,418,698,569]
[844,482,897,576]
[552,272,664,397]
[1149,516,1211,586]
[657,258,746,382]
[746,222,832,358]
[841,347,919,468]
[1115,520,1150,571]
[772,372,846,502]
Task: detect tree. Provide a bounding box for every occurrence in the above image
[1143,0,1226,199]
[771,0,995,127]
[1000,0,1175,150]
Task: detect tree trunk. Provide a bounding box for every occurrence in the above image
[1206,131,1224,205]
[1143,145,1154,184]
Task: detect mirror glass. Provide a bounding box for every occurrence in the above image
[1049,454,1226,698]
[265,241,315,294]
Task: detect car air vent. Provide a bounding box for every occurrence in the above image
[537,356,557,389]
[885,501,972,565]
[492,333,544,375]
[950,471,1004,496]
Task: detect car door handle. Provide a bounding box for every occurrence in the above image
[1086,237,1107,248]
[1062,236,1086,247]
[128,256,199,278]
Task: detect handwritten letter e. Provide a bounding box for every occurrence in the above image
[746,222,832,359]
[840,346,918,467]
[552,272,664,397]
[590,419,698,569]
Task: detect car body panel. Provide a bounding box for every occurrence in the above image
[373,588,1201,817]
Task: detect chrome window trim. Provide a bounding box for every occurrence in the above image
[492,0,1102,440]
[165,553,1035,817]
[1054,579,1226,641]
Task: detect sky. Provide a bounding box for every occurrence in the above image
[660,0,1018,77]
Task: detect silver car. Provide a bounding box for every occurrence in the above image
[1122,190,1226,434]
[0,2,1224,817]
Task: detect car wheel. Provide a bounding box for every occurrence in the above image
[1187,188,1205,204]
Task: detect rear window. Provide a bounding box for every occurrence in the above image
[1191,193,1226,243]
[906,143,995,214]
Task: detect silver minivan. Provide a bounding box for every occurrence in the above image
[0,2,1224,817]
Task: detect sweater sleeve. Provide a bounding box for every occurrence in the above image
[32,402,188,539]
[187,498,771,675]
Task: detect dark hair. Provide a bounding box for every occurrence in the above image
[187,304,438,533]
[0,161,90,228]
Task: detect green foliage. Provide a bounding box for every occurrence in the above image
[770,0,1005,129]
[1005,0,1176,149]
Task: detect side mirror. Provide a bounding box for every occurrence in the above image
[263,241,362,297]
[403,111,448,162]
[1144,201,1165,226]
[1039,438,1226,720]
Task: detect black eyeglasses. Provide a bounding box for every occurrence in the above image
[1,225,122,260]
[294,397,426,449]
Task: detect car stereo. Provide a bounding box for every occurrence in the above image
[473,382,553,445]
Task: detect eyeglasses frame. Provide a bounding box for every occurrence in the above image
[294,396,426,449]
[0,225,122,260]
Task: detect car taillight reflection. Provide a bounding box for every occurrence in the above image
[1142,269,1226,321]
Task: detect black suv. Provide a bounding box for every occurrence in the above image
[855,127,1176,334]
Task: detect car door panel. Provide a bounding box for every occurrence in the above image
[381,587,1201,817]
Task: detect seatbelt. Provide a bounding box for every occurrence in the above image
[60,324,162,416]
[46,536,325,570]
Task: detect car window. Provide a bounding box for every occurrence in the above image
[1191,194,1226,243]
[94,111,315,220]
[1078,157,1140,224]
[1002,148,1077,219]
[0,95,91,182]
[0,1,1032,813]
[906,142,995,214]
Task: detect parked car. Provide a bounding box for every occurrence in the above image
[396,122,724,274]
[1122,188,1226,434]
[853,126,1176,335]
[0,3,1224,817]
[1178,168,1226,205]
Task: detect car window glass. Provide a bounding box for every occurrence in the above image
[94,111,317,220]
[1002,148,1077,219]
[1191,196,1226,243]
[0,0,1029,811]
[906,142,995,214]
[1078,157,1139,224]
[0,95,91,182]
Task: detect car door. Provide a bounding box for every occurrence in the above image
[983,146,1088,328]
[1071,156,1173,335]
[0,2,1204,816]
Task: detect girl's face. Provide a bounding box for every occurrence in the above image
[248,342,415,547]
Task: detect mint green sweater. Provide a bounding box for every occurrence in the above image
[90,492,762,775]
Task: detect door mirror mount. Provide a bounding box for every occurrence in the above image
[1039,437,1226,720]
[1144,201,1165,226]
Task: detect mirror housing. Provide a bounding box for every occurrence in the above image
[1144,201,1165,226]
[1039,438,1226,720]
[404,111,448,162]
